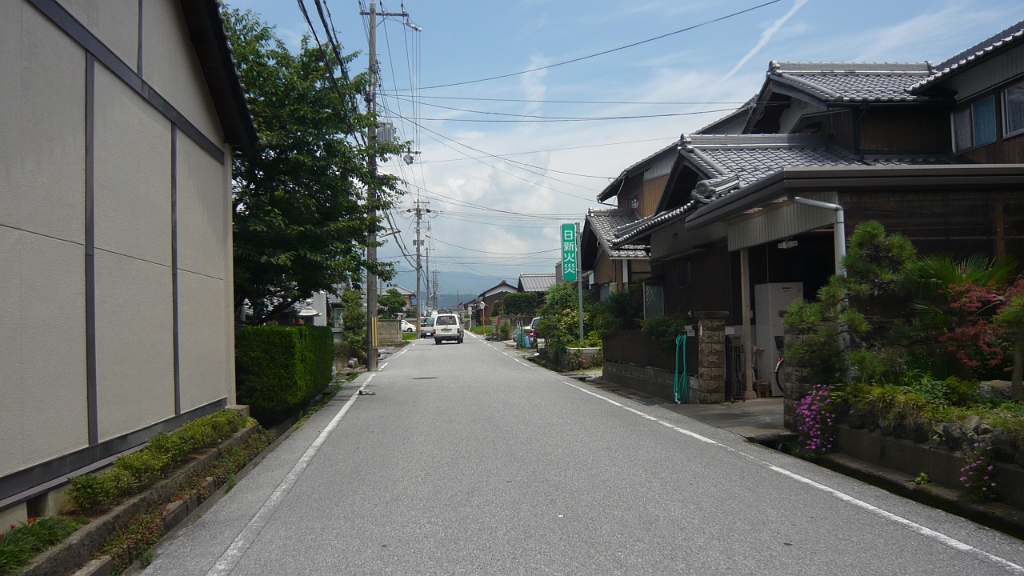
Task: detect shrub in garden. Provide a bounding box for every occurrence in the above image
[0,517,84,576]
[236,325,334,423]
[502,292,539,316]
[960,434,998,501]
[67,410,248,512]
[793,384,836,458]
[641,314,688,352]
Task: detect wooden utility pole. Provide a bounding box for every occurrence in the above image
[360,1,414,370]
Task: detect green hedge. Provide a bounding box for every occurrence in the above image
[236,325,334,423]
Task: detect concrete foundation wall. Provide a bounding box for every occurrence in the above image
[602,361,701,404]
[838,426,1024,509]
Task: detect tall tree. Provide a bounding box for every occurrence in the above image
[224,9,404,325]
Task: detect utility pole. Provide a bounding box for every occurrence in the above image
[424,222,431,314]
[408,199,431,327]
[360,1,415,371]
[432,270,440,310]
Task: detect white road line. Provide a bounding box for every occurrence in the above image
[380,362,389,370]
[205,374,374,576]
[560,380,1024,574]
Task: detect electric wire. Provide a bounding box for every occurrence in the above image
[417,0,783,90]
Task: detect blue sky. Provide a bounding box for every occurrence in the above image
[225,0,1022,296]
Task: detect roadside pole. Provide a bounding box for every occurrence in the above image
[576,222,583,344]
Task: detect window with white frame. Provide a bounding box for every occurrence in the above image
[1004,80,1024,138]
[952,96,998,151]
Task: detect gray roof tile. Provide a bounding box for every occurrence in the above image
[769,61,932,103]
[518,273,558,292]
[586,209,650,259]
[611,134,960,246]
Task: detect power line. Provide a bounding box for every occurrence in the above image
[384,94,753,105]
[410,136,679,165]
[430,237,559,256]
[386,96,746,123]
[418,0,783,90]
[414,107,744,123]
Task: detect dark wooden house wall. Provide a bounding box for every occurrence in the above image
[792,109,855,149]
[840,190,1024,262]
[966,134,1024,163]
[858,106,952,152]
[660,243,732,320]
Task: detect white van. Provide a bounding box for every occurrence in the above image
[433,313,463,344]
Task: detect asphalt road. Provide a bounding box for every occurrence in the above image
[143,333,1024,575]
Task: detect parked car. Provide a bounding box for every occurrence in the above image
[433,313,463,344]
[401,319,415,333]
[528,316,542,347]
[419,316,435,339]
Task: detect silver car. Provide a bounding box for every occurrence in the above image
[419,317,435,339]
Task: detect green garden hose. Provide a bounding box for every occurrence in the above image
[674,333,689,404]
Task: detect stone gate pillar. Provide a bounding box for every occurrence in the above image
[696,311,728,404]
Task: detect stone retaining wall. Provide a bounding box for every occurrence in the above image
[837,425,1024,509]
[602,361,701,403]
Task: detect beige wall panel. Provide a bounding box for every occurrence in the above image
[94,65,172,266]
[0,5,85,243]
[57,0,139,69]
[177,271,227,412]
[176,136,226,279]
[222,159,236,405]
[0,228,88,478]
[94,250,174,441]
[142,0,224,144]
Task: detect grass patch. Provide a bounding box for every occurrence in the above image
[470,326,492,335]
[0,517,86,576]
[402,332,416,340]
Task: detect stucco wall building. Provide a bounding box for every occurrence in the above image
[0,0,256,523]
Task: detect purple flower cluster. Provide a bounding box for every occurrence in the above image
[794,384,835,457]
[960,437,997,501]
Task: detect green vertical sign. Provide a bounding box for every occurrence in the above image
[561,223,577,282]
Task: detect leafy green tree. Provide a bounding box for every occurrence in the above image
[502,292,539,316]
[225,9,404,325]
[537,282,599,353]
[378,288,407,319]
[996,294,1024,400]
[338,289,366,364]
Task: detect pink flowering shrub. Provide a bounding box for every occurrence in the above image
[794,384,836,459]
[960,434,998,501]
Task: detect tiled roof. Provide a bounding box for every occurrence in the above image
[910,20,1024,92]
[586,209,650,259]
[768,61,932,103]
[518,273,557,292]
[611,134,959,246]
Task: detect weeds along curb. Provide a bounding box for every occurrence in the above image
[117,382,356,575]
[19,426,257,576]
[819,452,1024,540]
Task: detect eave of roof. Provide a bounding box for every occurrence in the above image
[685,164,1024,229]
[179,0,258,151]
[586,209,650,259]
[910,20,1024,93]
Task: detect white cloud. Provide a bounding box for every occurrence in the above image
[720,0,809,82]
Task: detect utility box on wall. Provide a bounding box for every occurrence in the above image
[754,283,803,396]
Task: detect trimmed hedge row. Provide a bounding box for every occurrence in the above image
[66,410,248,512]
[235,325,334,423]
